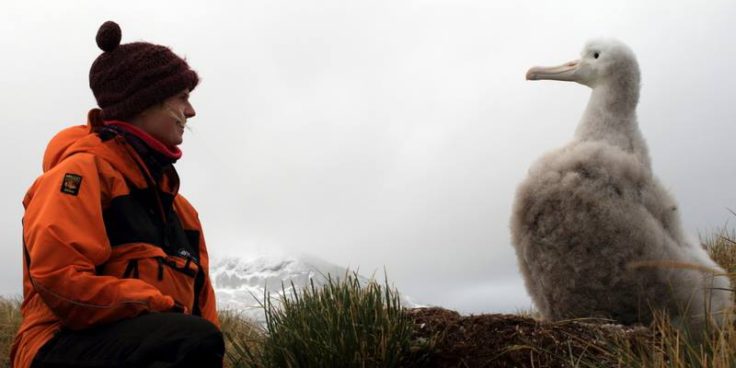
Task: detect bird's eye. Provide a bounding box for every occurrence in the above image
[594,52,600,59]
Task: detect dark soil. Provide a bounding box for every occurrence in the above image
[408,307,652,368]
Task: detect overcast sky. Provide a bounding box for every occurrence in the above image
[2,0,736,314]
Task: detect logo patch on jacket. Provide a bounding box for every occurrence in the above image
[60,174,83,195]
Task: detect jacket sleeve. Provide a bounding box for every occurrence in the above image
[24,153,175,330]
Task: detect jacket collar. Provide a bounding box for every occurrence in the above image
[100,121,180,188]
[104,121,182,162]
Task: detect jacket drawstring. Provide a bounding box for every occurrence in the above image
[156,257,164,281]
[122,259,139,279]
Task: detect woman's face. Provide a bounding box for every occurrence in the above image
[133,90,196,147]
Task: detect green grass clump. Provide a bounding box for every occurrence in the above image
[230,272,434,368]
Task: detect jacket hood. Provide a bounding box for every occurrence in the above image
[40,115,179,196]
[42,124,93,172]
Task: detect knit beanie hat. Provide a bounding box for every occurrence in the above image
[89,21,199,121]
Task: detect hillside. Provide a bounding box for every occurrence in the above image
[0,229,734,367]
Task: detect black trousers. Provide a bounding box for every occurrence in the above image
[31,313,225,368]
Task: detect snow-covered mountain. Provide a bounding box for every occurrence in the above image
[210,254,420,323]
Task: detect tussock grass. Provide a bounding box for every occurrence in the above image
[228,272,435,368]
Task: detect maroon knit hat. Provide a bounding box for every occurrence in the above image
[89,21,199,121]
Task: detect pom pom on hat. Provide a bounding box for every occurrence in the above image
[96,21,121,52]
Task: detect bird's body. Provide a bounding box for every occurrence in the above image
[511,39,732,335]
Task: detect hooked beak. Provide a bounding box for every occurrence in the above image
[526,60,580,81]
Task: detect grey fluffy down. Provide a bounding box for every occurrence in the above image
[511,40,732,337]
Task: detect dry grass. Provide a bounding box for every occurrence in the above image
[0,300,263,368]
[703,226,736,286]
[218,310,264,368]
[597,227,736,368]
[0,297,21,368]
[610,310,736,368]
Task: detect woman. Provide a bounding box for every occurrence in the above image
[11,21,223,368]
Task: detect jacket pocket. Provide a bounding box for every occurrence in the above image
[97,245,200,314]
[144,256,198,313]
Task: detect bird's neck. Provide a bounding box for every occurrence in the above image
[574,83,651,169]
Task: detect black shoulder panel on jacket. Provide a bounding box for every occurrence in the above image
[103,185,201,262]
[103,186,163,247]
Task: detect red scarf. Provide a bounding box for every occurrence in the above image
[104,120,183,161]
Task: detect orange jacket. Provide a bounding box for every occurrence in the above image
[11,122,219,368]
